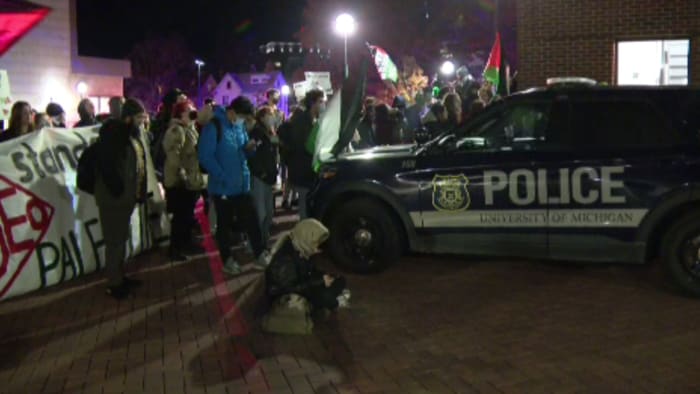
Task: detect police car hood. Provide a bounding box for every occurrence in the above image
[336,144,416,161]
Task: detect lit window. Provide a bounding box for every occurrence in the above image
[617,39,689,86]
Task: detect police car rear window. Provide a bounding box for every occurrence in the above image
[569,100,683,149]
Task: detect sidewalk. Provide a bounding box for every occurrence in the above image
[1,206,700,393]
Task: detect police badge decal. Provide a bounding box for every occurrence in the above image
[432,174,471,211]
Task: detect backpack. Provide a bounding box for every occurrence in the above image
[76,142,99,194]
[261,294,313,335]
[150,118,169,181]
[198,117,223,175]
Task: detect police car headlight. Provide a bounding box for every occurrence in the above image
[319,167,337,179]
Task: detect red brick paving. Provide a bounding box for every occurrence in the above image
[1,211,700,393]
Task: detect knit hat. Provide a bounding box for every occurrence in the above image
[162,88,184,107]
[121,98,145,119]
[46,103,65,117]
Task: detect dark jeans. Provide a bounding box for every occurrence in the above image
[98,201,136,287]
[213,194,264,262]
[166,187,200,251]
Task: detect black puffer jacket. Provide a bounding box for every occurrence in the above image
[247,123,279,185]
[265,239,324,299]
[284,110,316,188]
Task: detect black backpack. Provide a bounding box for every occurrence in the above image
[198,117,223,175]
[76,142,99,194]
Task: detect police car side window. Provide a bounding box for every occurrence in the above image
[570,100,671,150]
[474,103,552,151]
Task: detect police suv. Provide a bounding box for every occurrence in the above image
[308,81,700,296]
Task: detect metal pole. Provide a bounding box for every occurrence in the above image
[197,65,202,107]
[494,0,499,36]
[344,33,349,79]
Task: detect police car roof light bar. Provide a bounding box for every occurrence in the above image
[546,77,598,87]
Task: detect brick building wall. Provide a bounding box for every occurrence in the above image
[516,0,700,89]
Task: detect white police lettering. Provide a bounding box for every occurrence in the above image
[482,166,626,206]
[509,169,536,206]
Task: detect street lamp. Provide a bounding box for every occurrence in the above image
[334,13,356,78]
[281,85,291,96]
[195,59,205,106]
[440,60,455,76]
[76,81,88,98]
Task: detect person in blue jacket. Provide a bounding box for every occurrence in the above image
[198,96,271,275]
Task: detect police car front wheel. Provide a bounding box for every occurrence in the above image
[328,198,402,274]
[661,211,700,298]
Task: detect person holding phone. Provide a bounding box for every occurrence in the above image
[248,106,280,247]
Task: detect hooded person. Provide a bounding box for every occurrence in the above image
[75,99,98,127]
[265,219,349,310]
[198,96,271,275]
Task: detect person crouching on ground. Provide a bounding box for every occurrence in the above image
[163,100,206,261]
[198,97,271,275]
[265,219,348,311]
[94,99,148,299]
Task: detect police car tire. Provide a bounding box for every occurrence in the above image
[661,211,700,298]
[328,198,402,274]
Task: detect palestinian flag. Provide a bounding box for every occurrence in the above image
[483,33,502,90]
[0,0,51,56]
[367,43,399,84]
[308,59,368,172]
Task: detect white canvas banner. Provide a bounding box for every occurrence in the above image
[0,127,169,301]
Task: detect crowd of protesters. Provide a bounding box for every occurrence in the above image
[0,87,351,311]
[351,71,498,149]
[0,66,504,334]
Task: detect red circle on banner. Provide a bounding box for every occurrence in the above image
[26,198,51,231]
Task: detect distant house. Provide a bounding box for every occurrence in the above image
[212,71,288,114]
[199,75,219,103]
[212,73,242,107]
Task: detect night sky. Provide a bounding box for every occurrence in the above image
[76,0,304,61]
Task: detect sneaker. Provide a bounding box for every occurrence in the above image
[122,277,143,289]
[252,250,272,271]
[168,250,188,262]
[182,243,206,256]
[222,258,242,275]
[106,283,130,300]
[337,295,350,308]
[242,240,254,255]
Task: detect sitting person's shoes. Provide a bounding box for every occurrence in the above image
[106,282,130,300]
[168,249,188,262]
[122,276,142,289]
[222,257,242,275]
[253,250,272,271]
[182,242,206,256]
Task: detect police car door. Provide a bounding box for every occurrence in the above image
[545,96,682,262]
[414,99,555,257]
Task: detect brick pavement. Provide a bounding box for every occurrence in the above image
[1,209,700,393]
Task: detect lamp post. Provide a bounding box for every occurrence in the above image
[440,60,455,76]
[334,13,356,79]
[195,59,205,106]
[76,81,88,98]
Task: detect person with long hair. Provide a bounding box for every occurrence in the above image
[443,92,463,131]
[248,105,279,247]
[0,101,34,143]
[374,103,401,145]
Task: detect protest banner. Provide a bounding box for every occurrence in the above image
[0,126,168,301]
